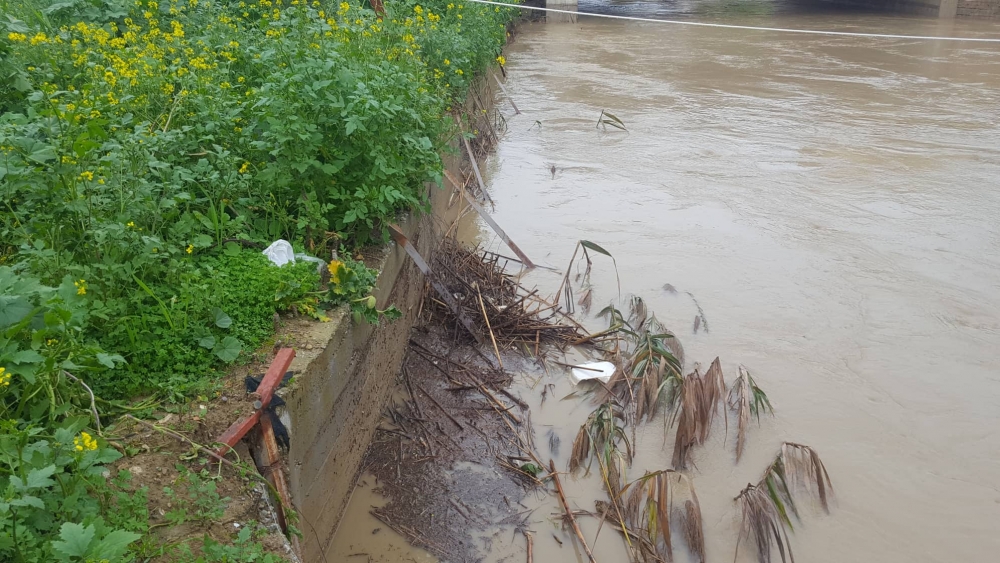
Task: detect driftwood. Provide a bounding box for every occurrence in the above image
[550,460,598,563]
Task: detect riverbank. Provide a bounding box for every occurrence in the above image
[0,1,520,560]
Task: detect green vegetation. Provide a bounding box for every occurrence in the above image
[1,0,518,559]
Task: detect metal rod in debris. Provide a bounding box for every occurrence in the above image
[444,169,536,269]
[387,223,485,345]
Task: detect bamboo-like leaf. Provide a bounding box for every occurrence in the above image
[734,443,834,563]
[620,471,703,563]
[569,402,632,493]
[671,363,725,470]
[728,365,773,462]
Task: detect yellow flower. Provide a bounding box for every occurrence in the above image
[328,260,344,284]
[29,32,48,45]
[497,55,506,66]
[443,58,450,65]
[0,367,10,389]
[456,69,463,75]
[7,32,27,42]
[74,279,87,295]
[239,162,249,174]
[79,171,94,181]
[74,431,98,452]
[186,244,194,254]
[414,4,423,14]
[126,221,135,228]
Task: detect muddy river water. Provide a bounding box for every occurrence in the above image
[331,4,1000,563]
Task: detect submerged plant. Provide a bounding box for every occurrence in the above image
[671,358,726,470]
[597,110,628,131]
[570,401,633,494]
[728,365,774,462]
[597,298,684,427]
[555,240,620,315]
[734,442,834,563]
[621,470,704,563]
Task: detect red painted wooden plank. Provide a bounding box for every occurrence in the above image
[215,348,295,456]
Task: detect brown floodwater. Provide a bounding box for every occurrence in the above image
[331,6,1000,563]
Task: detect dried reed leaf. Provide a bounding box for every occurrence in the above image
[621,471,704,563]
[728,365,774,462]
[671,364,724,470]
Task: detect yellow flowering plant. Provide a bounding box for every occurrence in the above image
[0,0,517,395]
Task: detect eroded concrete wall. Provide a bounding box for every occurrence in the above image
[279,177,456,561]
[268,73,506,557]
[955,0,1000,17]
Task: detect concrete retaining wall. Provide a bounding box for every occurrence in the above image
[955,0,1000,17]
[279,159,460,561]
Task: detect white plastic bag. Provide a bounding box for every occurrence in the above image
[262,240,296,267]
[569,361,617,385]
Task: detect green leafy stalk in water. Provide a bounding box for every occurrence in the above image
[621,470,705,563]
[734,442,834,563]
[569,401,633,493]
[728,365,774,462]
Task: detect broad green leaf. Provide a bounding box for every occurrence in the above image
[10,349,44,364]
[213,337,241,362]
[96,353,117,368]
[10,495,45,509]
[223,241,242,256]
[193,234,214,248]
[91,530,141,561]
[198,336,216,349]
[52,522,95,558]
[95,448,122,465]
[580,240,613,258]
[26,465,56,489]
[211,308,232,329]
[0,295,33,327]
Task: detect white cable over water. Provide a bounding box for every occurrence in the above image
[464,0,1000,43]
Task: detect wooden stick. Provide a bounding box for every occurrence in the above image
[477,285,505,370]
[495,73,521,115]
[414,382,464,431]
[549,460,598,563]
[524,530,533,563]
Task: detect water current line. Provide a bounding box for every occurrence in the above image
[464,0,1000,43]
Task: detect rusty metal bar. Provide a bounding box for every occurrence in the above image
[215,348,295,456]
[258,413,302,557]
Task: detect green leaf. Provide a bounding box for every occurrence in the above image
[580,240,613,258]
[10,349,44,364]
[90,530,141,560]
[10,495,45,509]
[52,522,95,558]
[0,295,34,328]
[95,448,122,465]
[213,337,241,362]
[198,336,216,349]
[26,465,56,489]
[96,353,117,368]
[223,241,242,256]
[193,234,214,248]
[211,308,232,329]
